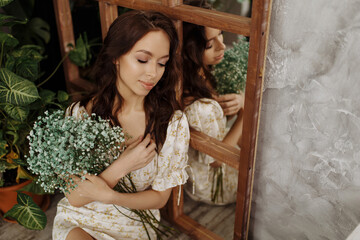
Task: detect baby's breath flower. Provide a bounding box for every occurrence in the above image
[26,110,126,194]
[214,37,249,95]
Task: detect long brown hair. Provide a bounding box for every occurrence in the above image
[181,0,217,107]
[80,10,180,150]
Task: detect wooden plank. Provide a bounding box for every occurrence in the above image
[233,0,273,239]
[52,0,80,94]
[190,128,240,170]
[174,214,223,240]
[99,1,118,40]
[98,0,251,36]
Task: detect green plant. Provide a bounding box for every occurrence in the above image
[0,0,70,230]
[214,37,249,95]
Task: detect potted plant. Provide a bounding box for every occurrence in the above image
[0,0,70,230]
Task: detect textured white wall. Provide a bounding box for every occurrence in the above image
[250,0,360,239]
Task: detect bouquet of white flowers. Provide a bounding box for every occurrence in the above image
[26,110,125,193]
[214,37,249,95]
[26,109,175,239]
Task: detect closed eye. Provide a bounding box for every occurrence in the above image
[137,59,147,63]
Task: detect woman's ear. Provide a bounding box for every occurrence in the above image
[113,58,120,65]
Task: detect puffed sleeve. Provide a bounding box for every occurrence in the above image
[65,102,87,119]
[184,98,227,164]
[151,110,190,191]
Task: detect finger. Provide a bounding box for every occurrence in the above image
[224,106,240,116]
[127,135,143,148]
[219,100,238,109]
[215,94,235,102]
[139,134,151,147]
[146,141,156,154]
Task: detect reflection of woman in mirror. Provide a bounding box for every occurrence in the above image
[182,0,244,205]
[52,11,189,239]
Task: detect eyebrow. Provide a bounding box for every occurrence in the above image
[136,50,169,59]
[206,31,222,42]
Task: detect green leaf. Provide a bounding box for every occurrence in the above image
[0,32,18,49]
[3,192,47,230]
[0,13,27,27]
[12,158,26,166]
[0,68,40,105]
[18,180,47,195]
[0,140,7,157]
[12,17,50,46]
[3,104,29,121]
[57,90,69,102]
[5,130,18,144]
[6,45,43,81]
[0,0,14,7]
[68,34,88,67]
[27,18,50,44]
[39,89,56,103]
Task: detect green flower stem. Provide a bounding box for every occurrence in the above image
[37,53,69,88]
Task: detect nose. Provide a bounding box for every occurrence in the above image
[215,37,226,51]
[146,62,157,79]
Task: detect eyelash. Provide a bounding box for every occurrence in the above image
[206,31,224,49]
[137,59,166,67]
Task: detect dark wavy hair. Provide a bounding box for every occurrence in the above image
[181,0,217,107]
[79,10,180,150]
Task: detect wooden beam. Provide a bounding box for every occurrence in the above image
[190,129,240,170]
[99,1,119,40]
[52,0,80,94]
[174,214,223,240]
[98,0,251,36]
[234,0,273,239]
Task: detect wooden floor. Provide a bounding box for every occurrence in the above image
[0,193,236,240]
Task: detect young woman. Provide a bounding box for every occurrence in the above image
[182,0,244,205]
[52,11,189,240]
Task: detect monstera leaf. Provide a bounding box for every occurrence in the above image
[3,192,47,230]
[0,68,39,106]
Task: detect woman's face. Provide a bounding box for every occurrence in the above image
[202,27,226,66]
[116,30,170,98]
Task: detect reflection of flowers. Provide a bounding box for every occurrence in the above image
[214,37,249,95]
[26,110,125,193]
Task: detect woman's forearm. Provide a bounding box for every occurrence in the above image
[106,188,172,210]
[222,109,243,147]
[65,157,130,207]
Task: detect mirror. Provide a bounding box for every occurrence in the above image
[181,25,249,238]
[184,0,251,17]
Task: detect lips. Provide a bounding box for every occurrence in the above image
[215,53,224,61]
[139,80,154,90]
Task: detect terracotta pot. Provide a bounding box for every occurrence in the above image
[0,180,51,223]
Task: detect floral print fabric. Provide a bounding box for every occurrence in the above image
[52,103,190,239]
[184,98,238,205]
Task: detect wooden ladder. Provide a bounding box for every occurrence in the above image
[53,0,272,239]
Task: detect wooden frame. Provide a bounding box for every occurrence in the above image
[53,0,272,239]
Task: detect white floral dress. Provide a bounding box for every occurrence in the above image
[52,103,190,240]
[184,98,238,205]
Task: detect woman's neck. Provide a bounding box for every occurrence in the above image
[116,83,145,114]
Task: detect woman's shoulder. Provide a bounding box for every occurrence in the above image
[168,110,188,127]
[185,98,223,116]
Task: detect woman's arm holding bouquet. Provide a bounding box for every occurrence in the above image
[74,174,172,209]
[66,134,156,207]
